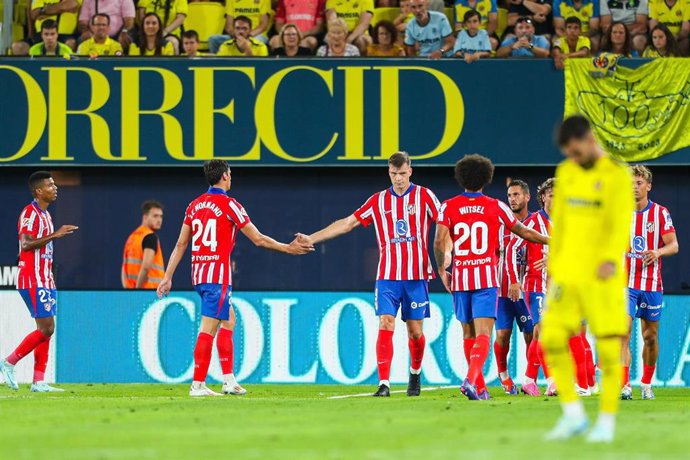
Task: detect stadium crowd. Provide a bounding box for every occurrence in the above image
[5,0,689,60]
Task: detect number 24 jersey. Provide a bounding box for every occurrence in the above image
[183,187,251,286]
[438,192,517,291]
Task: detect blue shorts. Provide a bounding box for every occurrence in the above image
[628,289,663,322]
[375,280,430,321]
[19,288,57,318]
[194,284,233,320]
[525,292,545,326]
[496,297,533,332]
[452,288,498,324]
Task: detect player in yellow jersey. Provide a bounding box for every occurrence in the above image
[542,115,634,443]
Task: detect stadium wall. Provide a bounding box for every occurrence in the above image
[1,290,689,386]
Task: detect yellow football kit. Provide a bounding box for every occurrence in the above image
[649,0,689,36]
[326,0,375,32]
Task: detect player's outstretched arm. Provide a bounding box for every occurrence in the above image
[433,224,452,293]
[296,215,361,246]
[157,224,191,299]
[510,222,550,245]
[241,223,314,255]
[20,224,78,251]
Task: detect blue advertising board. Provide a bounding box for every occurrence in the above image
[54,291,690,386]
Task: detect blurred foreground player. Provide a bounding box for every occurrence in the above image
[296,152,441,397]
[433,155,548,401]
[621,165,678,400]
[157,161,313,397]
[1,172,78,392]
[543,115,633,442]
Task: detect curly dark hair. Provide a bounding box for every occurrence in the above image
[454,154,495,192]
[372,20,398,45]
[537,178,555,208]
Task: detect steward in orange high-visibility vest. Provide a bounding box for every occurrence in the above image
[122,201,165,289]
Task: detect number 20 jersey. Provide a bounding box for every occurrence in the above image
[183,187,251,286]
[438,193,517,292]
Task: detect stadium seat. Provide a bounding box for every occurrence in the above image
[183,2,225,51]
[372,7,400,25]
[497,7,508,38]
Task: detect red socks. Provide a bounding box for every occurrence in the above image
[376,329,394,383]
[569,335,588,388]
[33,340,50,383]
[193,332,214,382]
[622,366,630,387]
[525,339,541,380]
[6,329,50,366]
[581,333,596,387]
[493,341,509,375]
[408,335,425,372]
[467,335,490,388]
[641,365,655,385]
[463,338,486,391]
[216,328,234,375]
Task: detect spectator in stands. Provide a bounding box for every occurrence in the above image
[317,18,361,55]
[553,0,600,51]
[649,0,689,55]
[12,0,80,55]
[393,0,414,45]
[128,12,176,55]
[78,0,135,49]
[600,20,637,56]
[208,0,271,54]
[182,30,206,56]
[404,0,455,58]
[217,15,269,56]
[644,23,680,57]
[137,0,188,55]
[600,0,648,53]
[507,0,553,40]
[76,13,125,55]
[271,24,314,56]
[28,19,74,56]
[271,0,325,52]
[552,16,591,68]
[453,9,492,61]
[368,20,406,55]
[326,0,374,53]
[497,15,550,56]
[453,0,500,50]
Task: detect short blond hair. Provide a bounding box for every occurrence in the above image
[632,165,652,184]
[327,18,349,35]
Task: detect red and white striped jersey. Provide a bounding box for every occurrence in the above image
[17,201,56,289]
[626,201,675,292]
[438,193,517,291]
[183,187,251,286]
[498,212,531,297]
[353,184,441,280]
[507,210,551,294]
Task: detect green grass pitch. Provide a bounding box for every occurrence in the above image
[0,385,688,460]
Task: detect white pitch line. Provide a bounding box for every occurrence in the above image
[327,385,461,399]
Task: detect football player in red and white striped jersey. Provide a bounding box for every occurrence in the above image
[1,171,78,392]
[157,160,313,397]
[433,154,548,400]
[621,165,678,400]
[296,152,441,397]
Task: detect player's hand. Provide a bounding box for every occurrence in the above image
[157,278,172,299]
[288,238,314,255]
[534,256,547,271]
[54,224,79,238]
[294,232,313,246]
[642,249,661,266]
[597,262,616,280]
[440,270,452,293]
[508,283,522,302]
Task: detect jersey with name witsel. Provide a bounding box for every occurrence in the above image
[17,201,56,289]
[353,184,440,280]
[507,210,550,293]
[626,201,674,292]
[183,187,251,286]
[498,212,530,297]
[438,193,517,291]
